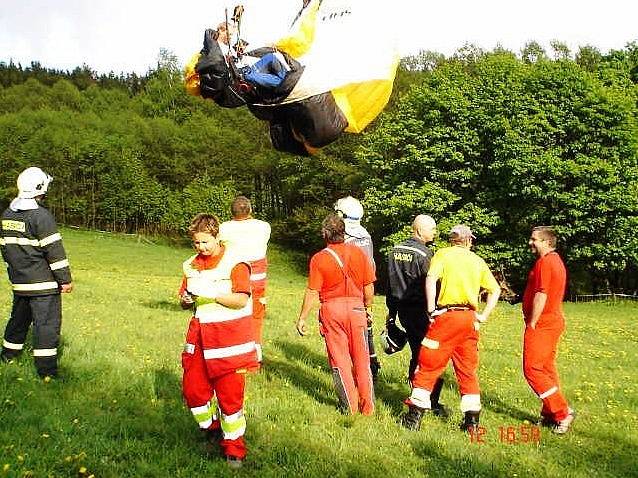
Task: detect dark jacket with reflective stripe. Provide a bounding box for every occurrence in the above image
[386,237,433,317]
[1,205,71,296]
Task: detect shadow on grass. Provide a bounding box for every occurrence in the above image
[267,340,337,408]
[411,440,505,477]
[480,390,537,422]
[273,339,427,415]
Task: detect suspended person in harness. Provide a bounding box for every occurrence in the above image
[334,196,381,382]
[192,8,304,109]
[296,213,376,415]
[0,167,73,379]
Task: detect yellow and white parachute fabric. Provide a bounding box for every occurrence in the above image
[274,0,399,134]
[185,0,399,155]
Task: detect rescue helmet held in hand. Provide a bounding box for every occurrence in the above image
[17,167,52,199]
[334,196,364,221]
[381,317,407,354]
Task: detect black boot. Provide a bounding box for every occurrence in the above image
[430,378,448,418]
[460,411,480,431]
[402,405,426,431]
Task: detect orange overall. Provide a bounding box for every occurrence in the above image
[309,244,376,415]
[179,249,257,460]
[522,252,569,422]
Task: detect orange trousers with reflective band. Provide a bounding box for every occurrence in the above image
[523,317,569,421]
[320,297,374,415]
[412,309,480,396]
[182,321,248,459]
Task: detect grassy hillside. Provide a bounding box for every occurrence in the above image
[1,228,636,477]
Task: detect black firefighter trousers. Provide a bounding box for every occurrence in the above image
[1,294,61,377]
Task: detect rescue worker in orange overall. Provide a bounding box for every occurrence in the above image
[522,226,575,434]
[296,213,376,415]
[219,196,271,366]
[179,213,257,469]
[402,225,500,431]
[334,196,381,381]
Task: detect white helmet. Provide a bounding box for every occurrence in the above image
[17,167,52,199]
[334,196,364,221]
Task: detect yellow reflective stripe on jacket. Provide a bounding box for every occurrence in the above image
[39,233,62,247]
[12,281,59,292]
[49,259,70,270]
[203,342,256,360]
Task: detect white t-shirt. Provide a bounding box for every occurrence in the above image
[219,218,271,261]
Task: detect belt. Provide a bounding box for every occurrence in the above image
[440,304,474,311]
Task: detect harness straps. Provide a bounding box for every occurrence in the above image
[323,247,363,297]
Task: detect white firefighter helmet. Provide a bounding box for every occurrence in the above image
[381,317,407,355]
[334,196,364,221]
[17,167,52,199]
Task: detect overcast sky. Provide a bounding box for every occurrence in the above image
[1,0,637,75]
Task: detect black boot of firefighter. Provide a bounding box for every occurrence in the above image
[460,411,481,431]
[402,405,426,431]
[430,378,448,418]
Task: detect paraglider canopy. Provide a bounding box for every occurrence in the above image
[184,0,399,155]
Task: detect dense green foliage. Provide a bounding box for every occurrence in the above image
[365,44,638,294]
[1,229,636,477]
[1,42,638,293]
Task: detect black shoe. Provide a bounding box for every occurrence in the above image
[460,411,480,431]
[432,402,450,419]
[370,357,381,382]
[402,405,426,431]
[205,427,223,444]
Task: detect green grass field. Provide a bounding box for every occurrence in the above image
[1,228,636,478]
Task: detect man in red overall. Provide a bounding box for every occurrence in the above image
[403,225,500,431]
[219,196,271,366]
[522,226,575,434]
[179,213,257,468]
[296,213,376,415]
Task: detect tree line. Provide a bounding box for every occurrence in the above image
[1,43,637,295]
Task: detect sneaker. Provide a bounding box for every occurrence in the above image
[226,456,243,469]
[552,410,576,435]
[401,405,427,431]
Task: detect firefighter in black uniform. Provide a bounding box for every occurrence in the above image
[0,167,73,378]
[386,215,446,414]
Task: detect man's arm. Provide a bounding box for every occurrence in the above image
[296,288,319,336]
[475,288,501,323]
[528,292,547,329]
[425,275,438,314]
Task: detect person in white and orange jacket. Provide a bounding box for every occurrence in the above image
[219,196,271,366]
[179,213,257,469]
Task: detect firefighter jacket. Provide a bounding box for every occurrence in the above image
[183,251,257,376]
[344,221,374,268]
[386,237,433,318]
[0,202,71,296]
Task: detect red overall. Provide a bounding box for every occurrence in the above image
[411,309,480,398]
[180,250,256,460]
[522,252,569,422]
[310,244,375,415]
